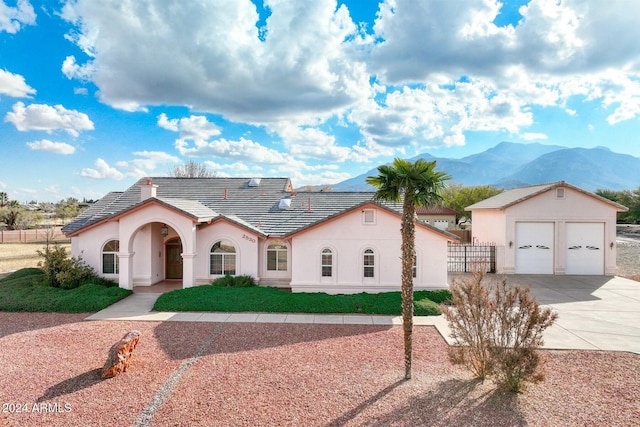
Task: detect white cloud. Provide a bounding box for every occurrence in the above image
[270,122,351,162]
[61,55,94,81]
[5,102,94,136]
[521,133,548,141]
[73,87,88,95]
[157,113,222,140]
[79,158,124,180]
[0,0,35,34]
[175,136,294,166]
[350,79,534,151]
[203,161,250,172]
[26,139,76,154]
[60,0,371,122]
[115,150,181,177]
[0,69,36,97]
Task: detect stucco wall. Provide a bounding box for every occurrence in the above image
[471,187,619,275]
[194,221,261,284]
[290,207,450,294]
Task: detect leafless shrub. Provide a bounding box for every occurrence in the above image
[442,267,558,392]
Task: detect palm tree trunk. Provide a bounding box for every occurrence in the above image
[401,194,416,380]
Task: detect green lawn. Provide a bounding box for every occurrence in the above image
[0,268,132,313]
[154,285,451,316]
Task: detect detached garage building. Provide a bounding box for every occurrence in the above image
[467,181,628,276]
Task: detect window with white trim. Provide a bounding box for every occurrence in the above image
[102,240,119,274]
[210,240,236,275]
[413,255,417,278]
[363,249,375,278]
[267,240,288,271]
[321,248,333,277]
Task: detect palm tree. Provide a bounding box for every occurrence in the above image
[366,158,450,380]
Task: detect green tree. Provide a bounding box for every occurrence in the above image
[596,187,640,224]
[366,158,450,380]
[55,197,81,224]
[0,200,23,229]
[0,192,8,207]
[441,184,503,222]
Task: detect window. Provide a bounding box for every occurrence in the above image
[556,188,565,199]
[413,255,417,278]
[321,248,333,277]
[210,240,236,275]
[267,241,287,271]
[363,249,375,278]
[102,240,119,274]
[363,209,375,224]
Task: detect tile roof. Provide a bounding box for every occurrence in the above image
[416,206,458,215]
[62,176,460,241]
[466,181,629,211]
[62,177,402,237]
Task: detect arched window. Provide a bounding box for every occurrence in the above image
[267,241,287,271]
[321,248,333,277]
[210,240,236,275]
[363,249,375,278]
[102,240,119,274]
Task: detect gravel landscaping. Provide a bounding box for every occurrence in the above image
[0,313,638,426]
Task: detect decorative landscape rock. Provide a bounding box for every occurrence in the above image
[101,330,141,379]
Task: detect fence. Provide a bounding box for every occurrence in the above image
[0,226,68,243]
[448,242,496,273]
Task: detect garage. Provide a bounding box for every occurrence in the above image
[515,222,554,274]
[467,182,627,276]
[565,222,604,275]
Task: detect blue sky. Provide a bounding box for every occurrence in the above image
[1,0,639,202]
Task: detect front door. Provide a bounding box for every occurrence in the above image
[166,240,183,279]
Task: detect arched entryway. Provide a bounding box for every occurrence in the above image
[165,237,183,279]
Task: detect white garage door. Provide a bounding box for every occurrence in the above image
[565,223,604,275]
[515,222,554,274]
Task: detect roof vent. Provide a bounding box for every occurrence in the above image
[248,178,261,187]
[278,198,292,210]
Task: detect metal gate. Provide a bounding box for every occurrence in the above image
[448,242,496,273]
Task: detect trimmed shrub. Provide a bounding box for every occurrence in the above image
[212,274,256,288]
[441,269,557,392]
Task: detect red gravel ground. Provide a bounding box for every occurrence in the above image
[0,313,638,427]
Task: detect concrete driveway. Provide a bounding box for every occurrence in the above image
[445,274,640,354]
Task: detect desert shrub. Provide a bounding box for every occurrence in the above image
[489,280,558,392]
[37,243,102,290]
[441,269,558,392]
[441,270,496,379]
[55,256,96,290]
[212,274,256,288]
[37,244,71,288]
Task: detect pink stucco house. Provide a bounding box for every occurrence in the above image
[62,177,458,293]
[466,181,628,275]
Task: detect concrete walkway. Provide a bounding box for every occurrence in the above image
[86,275,640,354]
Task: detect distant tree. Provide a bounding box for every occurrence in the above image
[55,198,82,224]
[596,187,640,224]
[367,158,451,380]
[0,201,23,229]
[441,184,504,222]
[167,160,216,178]
[14,209,43,230]
[302,184,333,192]
[0,192,8,208]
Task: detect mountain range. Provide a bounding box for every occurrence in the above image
[332,142,640,192]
